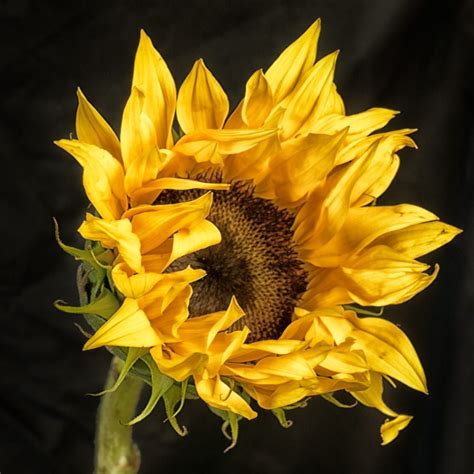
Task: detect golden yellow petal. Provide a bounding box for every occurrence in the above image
[244,381,310,409]
[372,221,462,259]
[132,30,176,149]
[350,371,398,417]
[323,311,427,392]
[194,375,258,420]
[131,177,229,207]
[265,19,321,103]
[128,192,213,254]
[55,139,127,220]
[174,127,278,160]
[120,86,157,171]
[177,59,229,133]
[78,214,143,273]
[280,51,339,140]
[242,69,274,128]
[167,219,222,268]
[124,144,161,198]
[83,298,160,350]
[263,130,345,206]
[153,351,209,381]
[111,263,162,298]
[315,108,399,137]
[293,138,380,248]
[76,88,121,160]
[380,414,413,445]
[300,204,439,267]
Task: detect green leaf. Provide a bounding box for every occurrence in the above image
[90,347,148,397]
[126,355,174,426]
[54,218,97,266]
[54,288,119,320]
[272,408,293,428]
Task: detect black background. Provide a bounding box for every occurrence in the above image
[1,1,472,473]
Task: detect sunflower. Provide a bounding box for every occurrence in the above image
[55,19,460,448]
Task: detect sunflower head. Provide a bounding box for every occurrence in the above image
[55,20,461,449]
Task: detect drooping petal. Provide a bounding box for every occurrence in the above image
[75,88,121,160]
[177,59,229,133]
[83,298,160,350]
[321,311,427,392]
[265,19,321,103]
[194,375,257,420]
[380,415,413,445]
[54,139,127,220]
[131,30,176,149]
[78,214,142,273]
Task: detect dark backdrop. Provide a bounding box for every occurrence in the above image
[1,1,472,473]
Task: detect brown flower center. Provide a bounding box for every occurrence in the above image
[157,179,307,342]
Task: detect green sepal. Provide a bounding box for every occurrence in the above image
[54,217,93,263]
[126,355,174,426]
[163,384,188,436]
[54,288,119,320]
[322,393,357,409]
[209,406,240,452]
[90,347,148,397]
[343,304,384,316]
[271,408,293,428]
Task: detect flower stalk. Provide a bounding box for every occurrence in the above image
[94,356,143,474]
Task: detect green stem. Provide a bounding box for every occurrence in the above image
[94,356,144,474]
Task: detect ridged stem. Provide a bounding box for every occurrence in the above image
[94,356,143,474]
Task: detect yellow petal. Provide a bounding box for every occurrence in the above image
[177,59,229,133]
[315,108,399,138]
[174,127,278,159]
[265,19,321,103]
[300,204,439,267]
[194,375,257,420]
[130,177,230,207]
[280,51,338,140]
[152,350,208,381]
[124,144,161,198]
[373,221,462,259]
[381,414,413,445]
[78,214,143,273]
[83,298,160,350]
[264,130,345,206]
[132,30,176,149]
[167,219,222,268]
[242,69,274,128]
[351,371,398,417]
[111,263,162,298]
[120,86,157,171]
[322,311,427,392]
[127,192,213,254]
[75,88,121,160]
[54,139,126,220]
[293,138,380,247]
